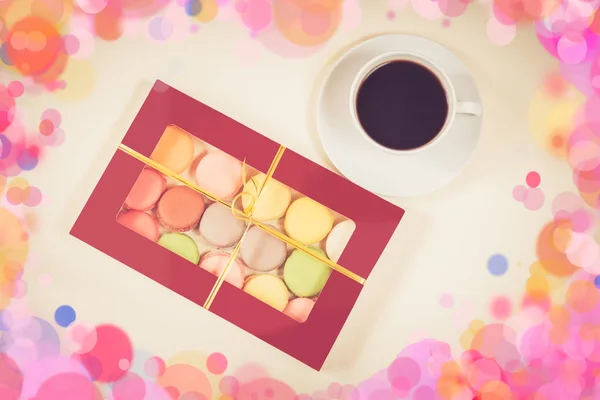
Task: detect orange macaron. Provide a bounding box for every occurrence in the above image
[156,186,206,232]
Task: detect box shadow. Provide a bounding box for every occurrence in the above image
[321,207,428,373]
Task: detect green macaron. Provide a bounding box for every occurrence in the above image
[283,248,331,297]
[158,233,200,264]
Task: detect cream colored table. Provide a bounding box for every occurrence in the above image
[21,0,568,394]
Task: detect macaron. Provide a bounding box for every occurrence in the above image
[195,152,243,200]
[158,233,200,264]
[124,168,166,211]
[284,197,334,245]
[117,211,159,242]
[284,298,316,323]
[156,186,205,232]
[199,251,245,288]
[243,275,289,311]
[325,220,356,263]
[198,203,246,248]
[239,226,287,272]
[242,173,291,221]
[283,248,331,297]
[150,125,196,174]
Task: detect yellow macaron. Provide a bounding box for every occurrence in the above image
[243,274,289,311]
[284,197,334,245]
[242,174,291,221]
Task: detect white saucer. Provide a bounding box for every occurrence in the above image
[316,34,483,197]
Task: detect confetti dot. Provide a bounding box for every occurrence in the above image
[39,119,54,136]
[63,34,80,55]
[6,186,24,205]
[17,147,39,170]
[77,0,108,14]
[118,358,130,370]
[165,386,180,398]
[513,184,528,202]
[70,324,98,354]
[0,86,16,133]
[0,135,12,159]
[486,17,516,46]
[568,140,600,172]
[526,171,541,188]
[24,186,42,207]
[5,17,62,76]
[411,0,443,20]
[543,72,569,97]
[207,353,227,374]
[35,372,103,400]
[524,188,545,210]
[388,357,421,396]
[439,293,454,308]
[236,376,296,399]
[144,356,165,378]
[387,10,396,19]
[488,254,508,276]
[94,6,124,41]
[551,130,566,149]
[9,33,27,51]
[413,386,436,400]
[112,372,146,400]
[0,43,12,64]
[76,325,133,382]
[186,0,203,16]
[7,82,24,98]
[147,16,174,41]
[299,4,333,37]
[219,376,239,396]
[54,305,76,327]
[67,29,96,60]
[235,0,247,13]
[557,32,588,64]
[39,127,64,147]
[42,109,61,126]
[566,279,599,313]
[490,296,512,320]
[327,383,343,398]
[438,0,468,18]
[594,276,600,288]
[241,0,272,32]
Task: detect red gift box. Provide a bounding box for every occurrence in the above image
[70,81,405,370]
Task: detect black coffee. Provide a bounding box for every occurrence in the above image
[355,60,449,151]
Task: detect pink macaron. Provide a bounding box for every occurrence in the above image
[124,168,166,211]
[117,210,159,242]
[198,251,246,288]
[195,152,243,200]
[283,298,316,323]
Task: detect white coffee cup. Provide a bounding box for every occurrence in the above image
[348,52,482,154]
[317,34,484,196]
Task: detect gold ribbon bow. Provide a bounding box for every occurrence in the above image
[118,144,365,310]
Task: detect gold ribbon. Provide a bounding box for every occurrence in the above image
[117,144,366,310]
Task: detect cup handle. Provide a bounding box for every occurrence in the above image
[455,101,482,116]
